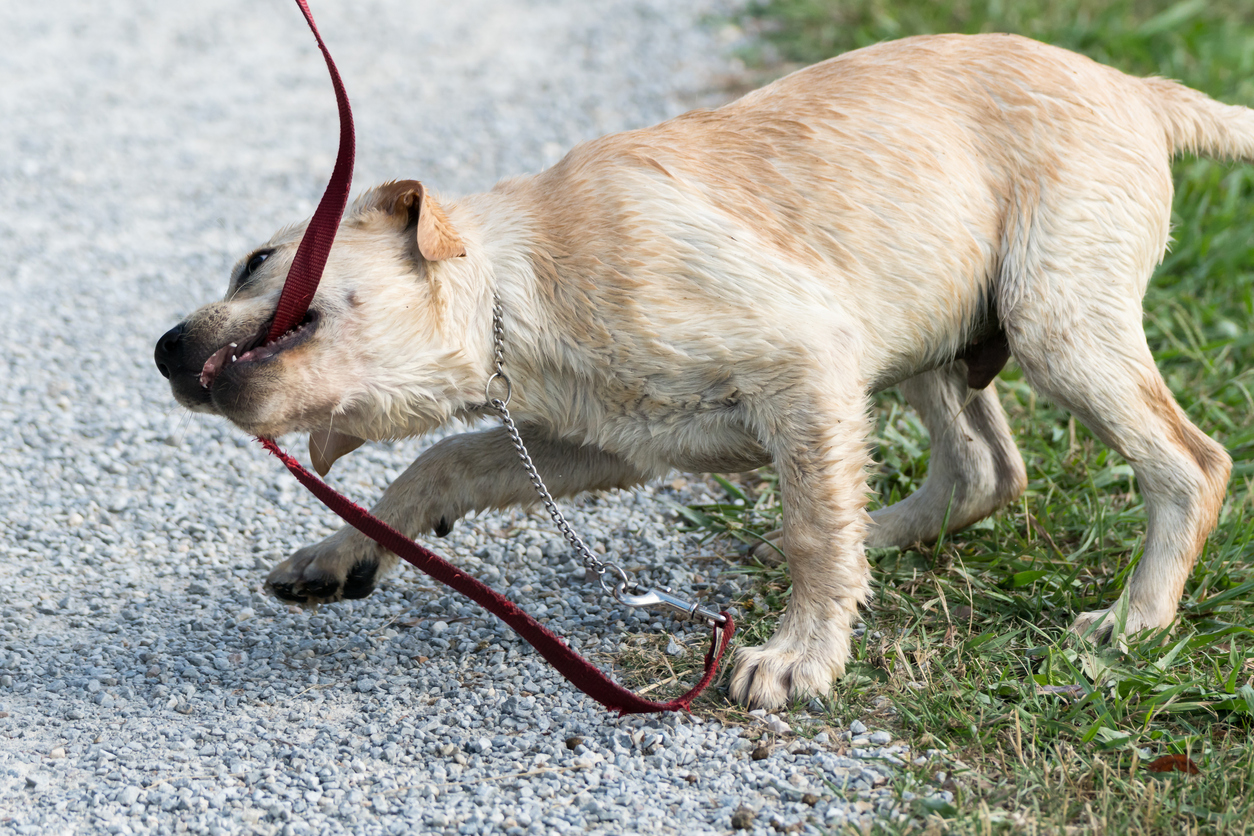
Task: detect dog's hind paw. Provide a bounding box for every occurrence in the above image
[265,531,385,605]
[1069,602,1173,646]
[747,530,785,565]
[1069,609,1118,644]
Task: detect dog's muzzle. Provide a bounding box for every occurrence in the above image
[154,322,187,381]
[154,323,185,383]
[155,321,213,410]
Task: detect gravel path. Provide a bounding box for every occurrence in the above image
[0,2,952,834]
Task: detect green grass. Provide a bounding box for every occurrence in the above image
[665,2,1254,832]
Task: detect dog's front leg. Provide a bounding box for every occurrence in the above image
[265,426,648,604]
[730,389,873,709]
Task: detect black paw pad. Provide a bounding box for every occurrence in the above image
[342,558,379,599]
[434,516,452,538]
[301,575,343,600]
[268,582,307,604]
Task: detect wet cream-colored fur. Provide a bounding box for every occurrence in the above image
[165,35,1242,709]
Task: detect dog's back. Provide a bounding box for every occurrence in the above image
[505,34,1252,391]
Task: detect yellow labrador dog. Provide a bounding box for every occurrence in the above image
[156,34,1239,709]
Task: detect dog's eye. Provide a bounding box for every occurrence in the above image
[245,250,272,276]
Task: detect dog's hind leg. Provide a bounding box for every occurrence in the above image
[865,363,1026,548]
[1012,317,1230,640]
[749,362,1024,562]
[266,427,648,605]
[999,165,1232,639]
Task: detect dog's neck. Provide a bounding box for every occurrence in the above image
[445,185,608,438]
[436,191,542,418]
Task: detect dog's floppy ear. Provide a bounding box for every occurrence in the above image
[309,428,366,476]
[368,180,466,262]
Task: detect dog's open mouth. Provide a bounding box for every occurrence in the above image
[199,311,320,389]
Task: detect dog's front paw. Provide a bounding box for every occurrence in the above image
[265,530,386,605]
[728,618,851,709]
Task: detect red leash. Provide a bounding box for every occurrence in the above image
[254,0,734,714]
[267,0,355,344]
[260,439,733,714]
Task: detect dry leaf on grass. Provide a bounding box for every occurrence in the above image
[1146,754,1200,775]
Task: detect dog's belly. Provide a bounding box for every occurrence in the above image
[869,319,1010,392]
[638,427,772,475]
[595,407,772,475]
[666,443,772,474]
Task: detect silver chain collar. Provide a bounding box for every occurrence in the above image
[483,295,726,626]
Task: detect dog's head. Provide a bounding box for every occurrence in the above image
[155,180,487,470]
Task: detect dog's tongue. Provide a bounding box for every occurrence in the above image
[199,344,233,389]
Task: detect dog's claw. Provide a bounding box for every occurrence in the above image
[728,662,767,709]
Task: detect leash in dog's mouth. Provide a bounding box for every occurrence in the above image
[199,310,320,390]
[245,0,734,714]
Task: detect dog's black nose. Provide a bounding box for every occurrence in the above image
[154,323,186,380]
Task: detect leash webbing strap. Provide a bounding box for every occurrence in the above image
[259,439,735,714]
[266,0,355,343]
[256,1,736,713]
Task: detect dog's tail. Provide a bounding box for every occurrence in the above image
[1143,76,1254,162]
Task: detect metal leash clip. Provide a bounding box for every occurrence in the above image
[485,294,729,631]
[614,582,728,626]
